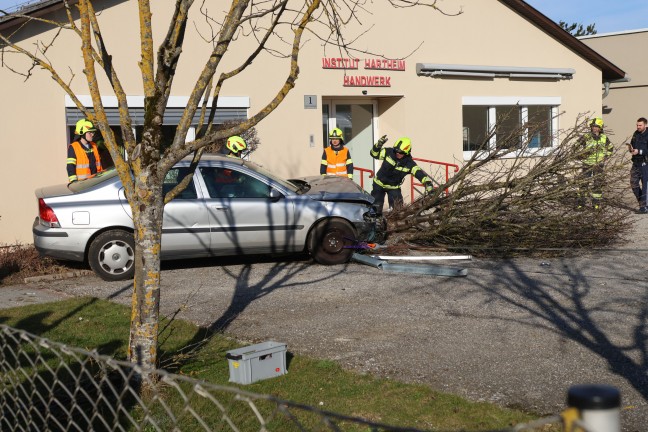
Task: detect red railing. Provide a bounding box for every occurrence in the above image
[410,157,459,201]
[355,158,459,202]
[353,166,374,190]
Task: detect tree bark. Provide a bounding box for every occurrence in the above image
[128,176,164,372]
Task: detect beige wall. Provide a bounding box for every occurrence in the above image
[0,0,608,244]
[582,30,648,144]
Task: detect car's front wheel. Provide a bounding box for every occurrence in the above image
[308,219,356,265]
[88,230,135,281]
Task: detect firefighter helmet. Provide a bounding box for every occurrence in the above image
[75,119,96,135]
[329,128,344,142]
[589,117,604,129]
[226,136,247,155]
[393,137,412,155]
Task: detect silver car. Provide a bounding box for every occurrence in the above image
[33,155,384,281]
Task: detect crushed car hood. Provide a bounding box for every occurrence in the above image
[294,176,374,204]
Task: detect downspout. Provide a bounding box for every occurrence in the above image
[603,81,611,99]
[603,76,631,99]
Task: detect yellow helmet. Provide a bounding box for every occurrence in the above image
[589,117,604,129]
[393,137,412,155]
[75,119,96,135]
[329,128,344,141]
[226,136,247,155]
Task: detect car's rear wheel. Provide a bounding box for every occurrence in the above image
[308,219,356,265]
[88,230,135,281]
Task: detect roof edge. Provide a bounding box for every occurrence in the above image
[2,0,628,83]
[498,0,626,81]
[580,28,648,39]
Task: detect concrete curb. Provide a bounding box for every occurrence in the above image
[24,270,93,284]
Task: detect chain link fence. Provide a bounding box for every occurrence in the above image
[0,324,593,431]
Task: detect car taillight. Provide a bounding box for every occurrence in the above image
[39,198,60,228]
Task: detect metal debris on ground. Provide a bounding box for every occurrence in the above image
[351,253,468,277]
[370,255,472,261]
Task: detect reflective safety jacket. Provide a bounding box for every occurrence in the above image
[67,141,103,182]
[370,143,432,190]
[581,133,613,166]
[321,146,354,179]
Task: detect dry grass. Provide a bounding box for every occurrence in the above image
[0,243,84,286]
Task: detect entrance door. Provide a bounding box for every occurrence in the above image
[323,100,376,191]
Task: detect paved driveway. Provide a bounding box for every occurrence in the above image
[4,245,648,431]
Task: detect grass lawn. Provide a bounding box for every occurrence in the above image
[0,297,559,431]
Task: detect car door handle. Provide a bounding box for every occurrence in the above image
[211,206,229,211]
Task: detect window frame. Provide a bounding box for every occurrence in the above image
[462,96,560,160]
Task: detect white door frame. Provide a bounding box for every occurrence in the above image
[323,98,379,175]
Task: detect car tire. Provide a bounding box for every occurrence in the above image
[308,219,356,265]
[88,230,135,281]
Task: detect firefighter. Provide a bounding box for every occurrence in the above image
[578,117,613,209]
[369,135,434,214]
[320,128,354,179]
[67,118,103,183]
[226,135,247,158]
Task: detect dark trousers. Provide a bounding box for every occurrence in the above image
[579,164,605,208]
[371,182,403,214]
[630,163,648,207]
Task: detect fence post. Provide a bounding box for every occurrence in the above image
[566,384,621,432]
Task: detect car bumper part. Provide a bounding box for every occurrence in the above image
[32,218,88,262]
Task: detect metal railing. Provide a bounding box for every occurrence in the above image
[410,157,459,201]
[0,324,619,432]
[353,166,374,190]
[354,158,459,203]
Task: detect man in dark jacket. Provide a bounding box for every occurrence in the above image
[629,117,648,213]
[369,135,434,214]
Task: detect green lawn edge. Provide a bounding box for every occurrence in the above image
[0,297,555,431]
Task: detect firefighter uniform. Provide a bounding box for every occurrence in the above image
[321,128,354,179]
[579,118,613,209]
[67,119,103,182]
[370,136,433,213]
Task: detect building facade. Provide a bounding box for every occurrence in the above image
[0,0,625,244]
[581,29,648,142]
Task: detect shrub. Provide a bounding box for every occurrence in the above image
[0,243,82,285]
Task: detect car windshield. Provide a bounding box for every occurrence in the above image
[241,160,301,193]
[68,168,119,192]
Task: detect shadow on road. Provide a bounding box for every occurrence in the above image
[156,253,350,372]
[466,258,648,404]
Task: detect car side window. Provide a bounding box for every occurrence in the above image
[163,167,198,200]
[200,167,270,198]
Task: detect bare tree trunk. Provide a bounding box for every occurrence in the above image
[128,179,164,372]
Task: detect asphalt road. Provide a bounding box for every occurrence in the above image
[3,245,648,431]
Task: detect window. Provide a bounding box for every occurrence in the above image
[163,167,198,200]
[67,124,126,169]
[463,106,488,152]
[462,97,559,158]
[526,105,553,149]
[322,105,329,148]
[200,167,271,199]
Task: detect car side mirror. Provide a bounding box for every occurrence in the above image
[269,188,283,201]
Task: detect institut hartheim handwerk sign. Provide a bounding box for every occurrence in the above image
[321,57,405,87]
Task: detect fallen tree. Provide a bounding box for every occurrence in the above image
[387,116,633,256]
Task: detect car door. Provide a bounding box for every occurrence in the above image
[198,166,296,255]
[118,166,211,257]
